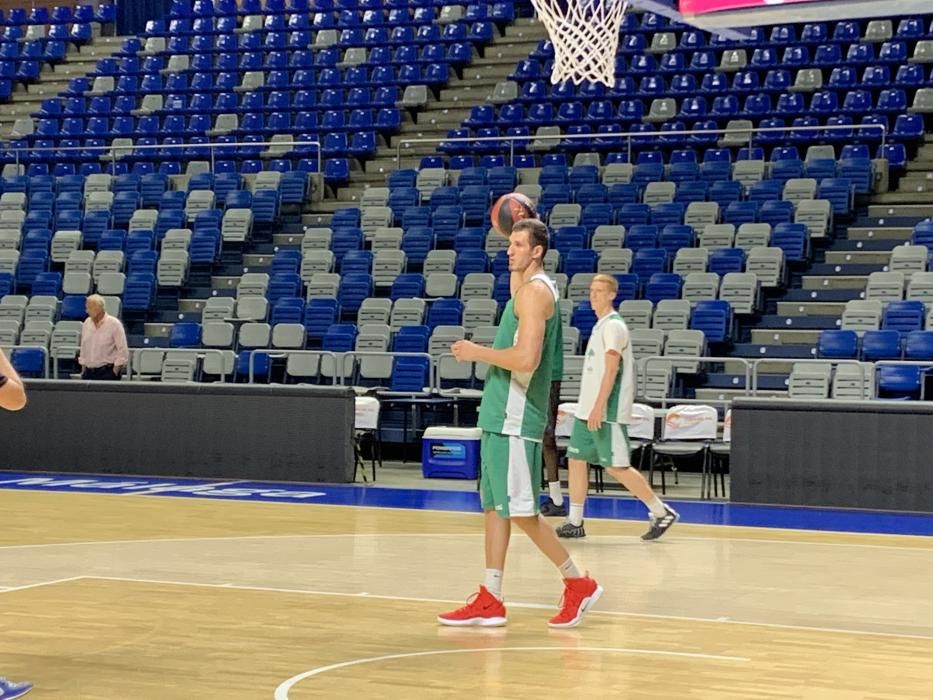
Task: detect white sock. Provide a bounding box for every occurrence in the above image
[568,502,584,526]
[558,557,582,579]
[548,481,564,506]
[484,568,503,599]
[646,496,667,518]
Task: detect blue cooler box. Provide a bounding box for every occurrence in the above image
[421,427,482,479]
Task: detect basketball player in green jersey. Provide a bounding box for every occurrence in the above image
[511,265,566,518]
[437,219,602,628]
[557,274,679,541]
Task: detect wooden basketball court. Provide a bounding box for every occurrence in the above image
[0,489,931,698]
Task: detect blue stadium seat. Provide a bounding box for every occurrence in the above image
[390,273,426,301]
[883,301,925,334]
[389,355,431,392]
[691,299,732,343]
[623,224,657,252]
[268,273,303,305]
[658,225,695,254]
[341,250,373,275]
[905,331,933,361]
[454,249,487,278]
[818,330,858,359]
[877,365,922,400]
[631,248,668,277]
[393,325,430,353]
[563,249,598,277]
[11,348,45,378]
[271,298,305,326]
[337,272,373,317]
[571,300,597,339]
[170,322,202,348]
[645,273,683,304]
[708,248,746,276]
[861,330,902,361]
[123,273,156,311]
[771,223,809,262]
[304,298,341,347]
[427,298,463,329]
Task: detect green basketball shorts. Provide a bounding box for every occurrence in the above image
[566,418,632,468]
[480,432,542,519]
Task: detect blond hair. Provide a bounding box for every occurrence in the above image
[591,273,619,294]
[86,294,106,312]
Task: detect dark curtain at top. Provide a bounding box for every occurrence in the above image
[116,0,174,36]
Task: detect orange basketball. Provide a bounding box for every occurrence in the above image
[490,192,538,237]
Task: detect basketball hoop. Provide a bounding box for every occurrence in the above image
[530,0,629,87]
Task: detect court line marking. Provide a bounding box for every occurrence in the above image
[0,576,85,594]
[0,531,930,553]
[273,646,751,700]
[68,575,933,643]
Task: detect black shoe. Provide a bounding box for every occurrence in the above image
[641,505,680,541]
[555,521,586,538]
[540,497,568,517]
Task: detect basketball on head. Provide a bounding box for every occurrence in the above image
[490,192,538,237]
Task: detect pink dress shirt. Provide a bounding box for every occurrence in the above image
[79,314,129,368]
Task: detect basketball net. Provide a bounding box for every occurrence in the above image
[530,0,629,87]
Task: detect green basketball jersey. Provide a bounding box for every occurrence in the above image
[478,273,561,441]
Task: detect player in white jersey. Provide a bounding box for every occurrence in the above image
[556,274,679,541]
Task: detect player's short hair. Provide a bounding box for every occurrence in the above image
[591,273,619,294]
[512,217,549,255]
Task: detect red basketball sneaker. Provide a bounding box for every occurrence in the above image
[547,576,603,628]
[437,586,507,627]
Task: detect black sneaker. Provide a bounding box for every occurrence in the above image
[540,497,568,517]
[555,521,586,538]
[641,505,680,541]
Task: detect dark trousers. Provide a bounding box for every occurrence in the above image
[82,364,118,380]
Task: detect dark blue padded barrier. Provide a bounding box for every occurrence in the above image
[0,379,355,482]
[732,397,933,513]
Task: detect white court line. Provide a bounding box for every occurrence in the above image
[0,531,931,553]
[273,646,751,700]
[78,575,933,643]
[0,576,86,594]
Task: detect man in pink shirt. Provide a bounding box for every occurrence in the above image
[79,294,129,380]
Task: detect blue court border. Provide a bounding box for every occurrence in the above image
[1,470,932,537]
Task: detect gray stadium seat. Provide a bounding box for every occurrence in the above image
[788,362,832,399]
[618,300,653,330]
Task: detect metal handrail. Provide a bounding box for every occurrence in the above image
[247,348,339,384]
[641,354,750,408]
[3,139,323,177]
[133,347,229,382]
[50,343,80,379]
[395,123,887,168]
[246,349,436,392]
[433,351,481,393]
[751,357,867,398]
[340,350,436,394]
